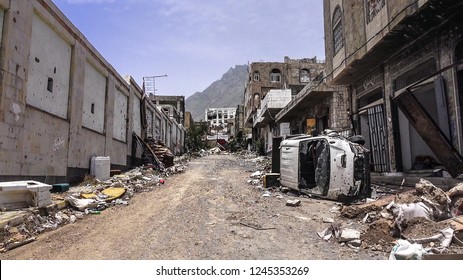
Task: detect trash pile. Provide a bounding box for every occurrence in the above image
[190,147,225,157]
[317,178,463,259]
[0,161,188,253]
[245,159,286,201]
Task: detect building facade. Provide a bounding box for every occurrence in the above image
[0,0,185,183]
[149,95,185,126]
[323,0,463,175]
[244,56,326,127]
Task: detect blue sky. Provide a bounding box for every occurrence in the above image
[53,0,326,97]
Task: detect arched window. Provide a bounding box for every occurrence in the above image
[253,93,261,109]
[270,69,281,83]
[300,69,310,83]
[332,6,344,55]
[253,71,260,81]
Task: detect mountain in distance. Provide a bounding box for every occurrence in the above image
[185,65,248,121]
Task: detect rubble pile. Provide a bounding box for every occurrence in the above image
[189,147,224,158]
[145,138,174,168]
[319,178,463,258]
[0,161,190,253]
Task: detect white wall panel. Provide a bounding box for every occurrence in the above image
[26,14,71,119]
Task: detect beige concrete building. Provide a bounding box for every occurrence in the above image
[0,0,184,183]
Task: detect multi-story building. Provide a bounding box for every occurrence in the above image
[205,107,236,143]
[205,108,237,131]
[149,95,185,125]
[323,0,463,176]
[244,56,326,127]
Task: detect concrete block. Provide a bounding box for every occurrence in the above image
[340,228,361,242]
[347,239,362,247]
[286,199,301,207]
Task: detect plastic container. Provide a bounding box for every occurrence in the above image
[91,156,111,181]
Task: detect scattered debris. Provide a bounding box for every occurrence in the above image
[250,171,263,179]
[322,217,334,223]
[262,191,271,198]
[389,239,427,260]
[286,199,301,207]
[239,221,276,230]
[340,229,361,242]
[0,155,190,253]
[317,222,342,241]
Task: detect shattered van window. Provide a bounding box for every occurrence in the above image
[315,141,330,194]
[299,141,316,188]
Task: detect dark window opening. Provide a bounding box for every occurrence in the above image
[300,69,310,83]
[253,93,261,109]
[47,78,53,92]
[91,103,95,114]
[270,69,281,83]
[253,71,260,81]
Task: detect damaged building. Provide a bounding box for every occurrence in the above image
[322,0,463,177]
[0,0,185,183]
[244,56,326,153]
[204,107,236,146]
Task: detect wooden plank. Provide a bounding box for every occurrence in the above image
[450,216,463,231]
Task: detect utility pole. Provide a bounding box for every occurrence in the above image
[143,74,168,96]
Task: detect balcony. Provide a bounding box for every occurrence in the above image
[253,89,292,128]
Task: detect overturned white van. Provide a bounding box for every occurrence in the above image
[280,133,371,201]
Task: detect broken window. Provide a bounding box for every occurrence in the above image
[366,0,385,23]
[332,6,344,55]
[314,140,330,194]
[270,69,281,83]
[300,69,310,83]
[253,93,260,109]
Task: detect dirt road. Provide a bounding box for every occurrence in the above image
[2,154,388,260]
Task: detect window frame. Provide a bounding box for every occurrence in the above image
[253,71,260,81]
[270,69,282,83]
[300,68,310,83]
[332,6,344,55]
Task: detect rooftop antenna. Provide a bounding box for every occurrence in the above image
[143,74,168,96]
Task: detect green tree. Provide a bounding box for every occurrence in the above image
[185,123,208,151]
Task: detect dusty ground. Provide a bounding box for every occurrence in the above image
[1,154,389,260]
